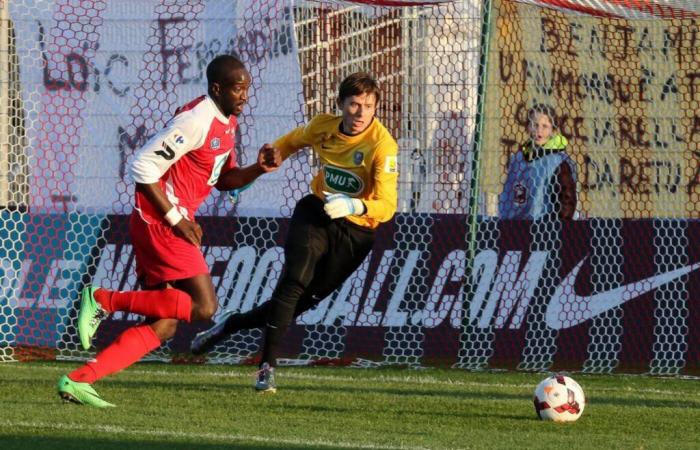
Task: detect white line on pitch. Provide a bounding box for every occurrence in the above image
[2,363,697,397]
[3,420,436,450]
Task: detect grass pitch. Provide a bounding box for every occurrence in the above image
[0,362,698,449]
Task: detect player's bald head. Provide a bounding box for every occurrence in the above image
[206,55,247,87]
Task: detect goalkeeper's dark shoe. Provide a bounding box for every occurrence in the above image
[77,286,108,350]
[190,310,236,355]
[57,375,115,408]
[254,362,277,393]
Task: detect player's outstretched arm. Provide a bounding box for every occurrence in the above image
[215,144,281,191]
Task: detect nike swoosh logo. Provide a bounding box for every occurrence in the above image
[546,257,700,330]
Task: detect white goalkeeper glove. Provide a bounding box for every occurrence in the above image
[323,191,366,219]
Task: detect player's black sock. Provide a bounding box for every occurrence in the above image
[261,324,281,367]
[223,292,324,338]
[222,303,271,334]
[260,281,305,367]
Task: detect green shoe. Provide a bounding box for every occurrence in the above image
[77,286,107,350]
[57,375,115,408]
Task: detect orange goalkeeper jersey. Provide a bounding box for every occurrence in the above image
[274,114,399,229]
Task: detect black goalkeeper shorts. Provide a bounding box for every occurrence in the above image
[282,194,376,300]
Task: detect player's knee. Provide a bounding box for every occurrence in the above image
[284,246,323,287]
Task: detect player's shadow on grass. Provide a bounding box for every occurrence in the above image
[108,377,526,402]
[279,382,527,402]
[264,401,530,422]
[106,378,249,392]
[101,378,535,421]
[95,378,700,411]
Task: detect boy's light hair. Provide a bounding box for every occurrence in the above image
[528,103,557,130]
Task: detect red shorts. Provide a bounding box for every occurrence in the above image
[129,213,209,286]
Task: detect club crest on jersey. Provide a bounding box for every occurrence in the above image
[210,137,221,150]
[324,165,364,195]
[353,151,364,165]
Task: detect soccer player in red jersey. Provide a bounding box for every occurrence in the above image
[57,55,281,407]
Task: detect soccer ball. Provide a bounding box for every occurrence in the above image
[533,374,585,422]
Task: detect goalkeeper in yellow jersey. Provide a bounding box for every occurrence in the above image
[191,72,399,392]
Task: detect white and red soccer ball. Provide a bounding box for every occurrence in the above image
[533,374,586,422]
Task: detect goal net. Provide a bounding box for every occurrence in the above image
[1,0,698,375]
[467,0,700,375]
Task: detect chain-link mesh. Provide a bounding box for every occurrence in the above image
[465,0,700,375]
[1,0,699,375]
[203,1,480,367]
[0,0,480,367]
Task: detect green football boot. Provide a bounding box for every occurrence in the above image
[57,375,115,408]
[77,286,108,350]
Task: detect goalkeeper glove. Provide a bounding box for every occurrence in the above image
[323,191,366,219]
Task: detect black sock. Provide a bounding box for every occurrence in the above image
[223,302,272,334]
[260,281,305,367]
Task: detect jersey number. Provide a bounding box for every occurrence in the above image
[155,144,175,160]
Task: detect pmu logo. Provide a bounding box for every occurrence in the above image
[323,165,364,195]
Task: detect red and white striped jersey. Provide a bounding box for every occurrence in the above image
[130,95,238,224]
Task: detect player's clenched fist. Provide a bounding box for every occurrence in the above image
[257,144,281,172]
